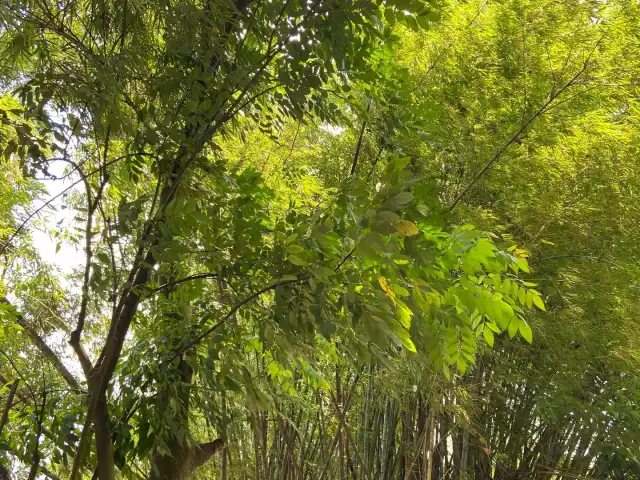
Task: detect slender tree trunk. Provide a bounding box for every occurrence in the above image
[460,429,469,479]
[221,392,228,480]
[0,379,18,436]
[0,380,19,478]
[27,392,47,480]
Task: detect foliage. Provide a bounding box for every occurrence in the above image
[0,0,638,479]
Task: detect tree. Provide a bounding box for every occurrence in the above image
[3,0,637,479]
[0,0,541,478]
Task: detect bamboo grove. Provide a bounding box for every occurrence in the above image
[0,0,639,479]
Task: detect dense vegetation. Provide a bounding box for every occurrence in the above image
[0,0,639,478]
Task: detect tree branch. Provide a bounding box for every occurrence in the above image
[0,380,19,437]
[21,319,82,391]
[26,390,46,480]
[1,298,81,391]
[171,277,306,358]
[191,439,225,472]
[70,128,110,376]
[448,32,605,211]
[350,120,367,176]
[143,273,219,298]
[0,152,155,255]
[350,97,371,176]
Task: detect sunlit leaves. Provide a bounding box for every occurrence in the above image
[483,327,495,347]
[378,276,397,306]
[395,219,420,236]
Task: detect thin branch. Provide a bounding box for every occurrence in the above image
[40,466,62,480]
[318,370,362,480]
[350,120,367,176]
[365,144,385,181]
[0,349,36,404]
[230,82,284,117]
[171,277,307,358]
[71,127,111,375]
[350,97,371,176]
[0,152,155,255]
[282,122,301,170]
[26,389,46,480]
[448,38,602,211]
[424,1,489,76]
[143,273,220,297]
[70,184,103,376]
[334,247,356,272]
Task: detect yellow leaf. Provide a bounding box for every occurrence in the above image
[378,276,397,306]
[396,303,413,329]
[395,220,420,237]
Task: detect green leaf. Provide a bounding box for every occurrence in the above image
[311,265,335,283]
[405,14,419,31]
[518,286,526,305]
[507,319,518,338]
[442,363,451,380]
[402,336,417,353]
[457,357,468,375]
[288,255,307,266]
[392,191,414,205]
[396,304,412,329]
[279,275,298,282]
[377,210,400,223]
[384,7,396,25]
[516,257,530,273]
[483,327,494,347]
[286,244,305,254]
[96,252,111,265]
[519,320,533,343]
[532,294,546,311]
[525,290,533,309]
[3,140,17,159]
[486,322,501,333]
[392,285,410,297]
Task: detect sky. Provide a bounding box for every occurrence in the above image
[31,161,80,276]
[28,160,86,380]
